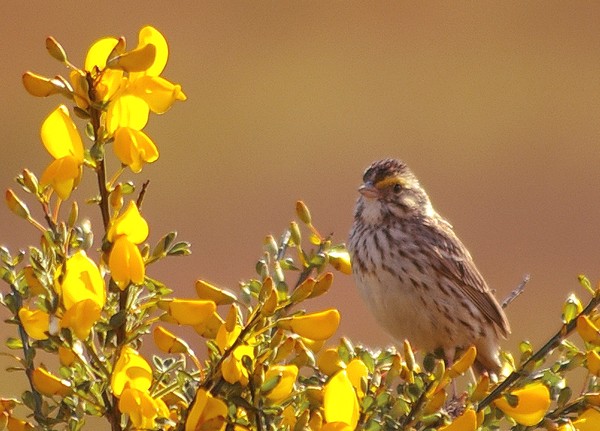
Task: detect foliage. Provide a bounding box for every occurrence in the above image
[2,25,600,431]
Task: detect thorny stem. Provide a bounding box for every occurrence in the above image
[478,290,600,411]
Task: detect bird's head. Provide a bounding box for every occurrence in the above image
[355,158,433,224]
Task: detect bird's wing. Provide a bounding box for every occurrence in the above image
[423,217,511,337]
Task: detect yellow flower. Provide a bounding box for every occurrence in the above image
[23,266,45,296]
[119,387,169,430]
[577,315,600,344]
[109,236,145,290]
[39,105,84,200]
[346,358,369,399]
[58,346,77,367]
[22,71,64,97]
[18,307,49,340]
[159,299,217,326]
[281,405,296,429]
[572,408,600,431]
[60,299,101,340]
[587,350,600,376]
[113,127,158,173]
[448,346,477,377]
[317,348,345,376]
[59,251,106,310]
[278,308,341,341]
[327,249,352,275]
[185,389,228,431]
[32,368,72,397]
[107,201,149,244]
[111,347,152,397]
[193,311,225,339]
[438,408,477,431]
[105,26,186,134]
[7,417,34,431]
[494,382,550,426]
[153,326,189,354]
[264,364,298,403]
[221,344,254,386]
[195,279,237,305]
[323,370,359,429]
[107,201,149,289]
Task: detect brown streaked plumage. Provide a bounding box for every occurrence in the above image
[348,158,510,373]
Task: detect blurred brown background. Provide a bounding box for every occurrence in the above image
[1,1,600,400]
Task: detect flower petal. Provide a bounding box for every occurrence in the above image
[40,105,83,161]
[113,127,159,173]
[324,370,359,428]
[18,307,49,340]
[60,251,106,310]
[109,236,145,290]
[108,201,149,244]
[153,326,189,354]
[133,26,168,77]
[32,368,72,397]
[185,389,227,431]
[60,299,101,340]
[40,156,82,200]
[438,408,477,431]
[22,72,63,97]
[106,93,149,134]
[130,76,185,114]
[85,37,119,71]
[278,308,340,341]
[494,382,550,426]
[111,347,152,397]
[159,299,217,326]
[573,408,600,431]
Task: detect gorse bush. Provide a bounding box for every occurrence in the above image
[2,25,600,431]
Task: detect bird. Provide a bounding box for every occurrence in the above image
[348,158,510,374]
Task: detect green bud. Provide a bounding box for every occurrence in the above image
[67,201,78,228]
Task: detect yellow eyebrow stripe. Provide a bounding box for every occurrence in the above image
[375,176,407,189]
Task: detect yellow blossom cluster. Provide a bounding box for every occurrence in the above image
[23,26,185,200]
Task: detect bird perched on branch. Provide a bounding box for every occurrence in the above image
[348,158,510,374]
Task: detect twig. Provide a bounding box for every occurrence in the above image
[136,180,150,210]
[401,378,436,428]
[478,290,600,411]
[501,274,530,309]
[10,283,45,425]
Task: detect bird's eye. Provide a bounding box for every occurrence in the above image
[393,183,402,193]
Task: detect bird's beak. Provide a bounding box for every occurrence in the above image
[358,182,379,199]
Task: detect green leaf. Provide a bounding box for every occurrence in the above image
[260,373,282,394]
[5,337,23,349]
[120,182,135,195]
[167,241,191,256]
[22,390,36,411]
[578,274,594,295]
[153,231,177,258]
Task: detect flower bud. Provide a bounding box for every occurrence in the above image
[289,221,301,246]
[46,36,68,63]
[296,200,312,225]
[5,189,30,220]
[20,169,39,195]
